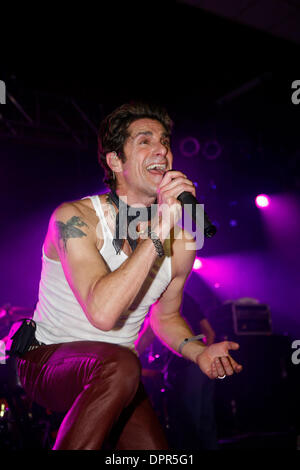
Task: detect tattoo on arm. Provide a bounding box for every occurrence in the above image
[55,216,89,251]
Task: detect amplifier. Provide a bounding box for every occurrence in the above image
[209,300,272,338]
[232,303,272,335]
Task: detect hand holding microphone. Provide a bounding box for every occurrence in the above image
[177,191,217,238]
[157,170,217,239]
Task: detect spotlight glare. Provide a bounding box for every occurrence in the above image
[193,258,202,270]
[255,194,270,208]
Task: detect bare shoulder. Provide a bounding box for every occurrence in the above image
[51,198,97,226]
[45,197,101,259]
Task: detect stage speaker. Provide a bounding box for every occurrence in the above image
[213,334,299,438]
[208,300,272,339]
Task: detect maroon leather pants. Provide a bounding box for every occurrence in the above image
[17,341,169,450]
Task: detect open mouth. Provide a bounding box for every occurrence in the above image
[146,163,167,176]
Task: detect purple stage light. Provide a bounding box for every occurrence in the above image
[255,194,270,208]
[193,258,203,270]
[258,193,300,264]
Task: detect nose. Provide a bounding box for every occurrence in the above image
[154,140,168,157]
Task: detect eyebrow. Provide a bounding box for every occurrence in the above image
[133,131,170,140]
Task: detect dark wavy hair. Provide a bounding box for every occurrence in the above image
[98,102,173,190]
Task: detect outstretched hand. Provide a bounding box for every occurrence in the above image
[196,341,243,380]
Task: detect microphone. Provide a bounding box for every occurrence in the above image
[177,191,217,238]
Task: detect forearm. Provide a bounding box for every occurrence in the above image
[88,237,161,330]
[150,311,207,363]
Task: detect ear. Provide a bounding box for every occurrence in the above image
[106,151,123,174]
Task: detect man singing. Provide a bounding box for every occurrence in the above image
[17,102,242,450]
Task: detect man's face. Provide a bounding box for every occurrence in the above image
[118,118,173,198]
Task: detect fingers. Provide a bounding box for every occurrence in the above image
[209,361,219,380]
[162,176,194,192]
[227,354,243,373]
[222,342,242,374]
[214,357,227,377]
[161,183,196,202]
[158,173,196,203]
[197,343,243,380]
[159,171,195,193]
[212,355,243,378]
[227,341,240,351]
[159,170,187,188]
[203,341,243,380]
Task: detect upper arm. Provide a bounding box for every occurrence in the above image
[49,202,110,326]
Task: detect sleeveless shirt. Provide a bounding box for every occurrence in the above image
[32,195,172,352]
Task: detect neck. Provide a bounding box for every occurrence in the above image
[113,187,157,207]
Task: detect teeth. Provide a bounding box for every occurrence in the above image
[146,164,166,171]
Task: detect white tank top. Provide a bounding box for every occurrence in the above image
[33,195,172,352]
